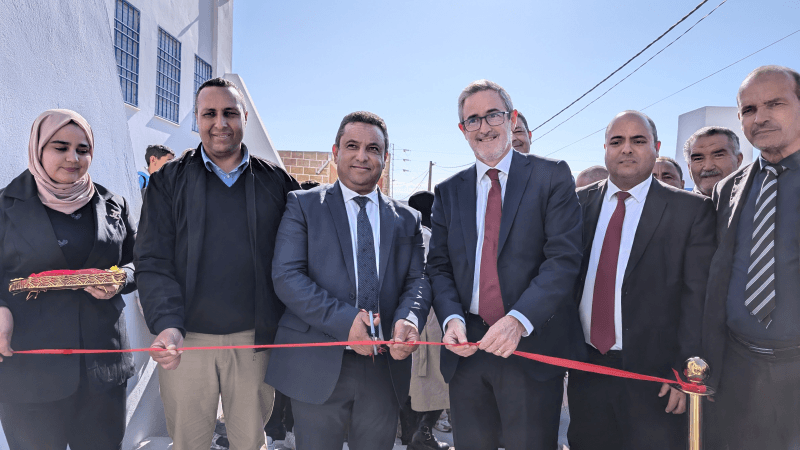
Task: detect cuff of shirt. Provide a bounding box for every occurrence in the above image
[153,315,186,337]
[508,310,533,336]
[442,314,465,332]
[402,312,419,329]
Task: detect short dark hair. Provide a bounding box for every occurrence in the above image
[144,144,174,167]
[300,180,320,190]
[334,111,389,154]
[656,156,683,180]
[738,65,800,105]
[194,77,247,115]
[683,126,740,163]
[408,190,434,228]
[606,110,658,143]
[516,112,530,132]
[458,79,514,122]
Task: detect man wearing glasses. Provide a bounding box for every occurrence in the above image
[427,79,585,450]
[512,112,532,154]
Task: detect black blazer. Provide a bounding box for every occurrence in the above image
[265,181,432,405]
[576,178,716,379]
[134,145,299,345]
[427,151,585,383]
[701,163,758,389]
[0,170,136,403]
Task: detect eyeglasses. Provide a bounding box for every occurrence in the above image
[461,111,510,132]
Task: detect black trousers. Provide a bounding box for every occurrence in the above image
[448,316,563,450]
[265,390,294,438]
[567,345,684,450]
[714,335,800,450]
[0,378,126,450]
[291,351,399,450]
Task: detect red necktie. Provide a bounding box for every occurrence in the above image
[590,191,630,354]
[479,168,504,326]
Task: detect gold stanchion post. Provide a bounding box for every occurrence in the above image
[680,357,714,450]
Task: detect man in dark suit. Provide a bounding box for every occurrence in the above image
[702,65,800,449]
[135,78,299,450]
[427,79,584,450]
[265,111,431,450]
[568,110,716,450]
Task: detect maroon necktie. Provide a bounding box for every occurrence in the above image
[590,191,630,354]
[479,168,504,326]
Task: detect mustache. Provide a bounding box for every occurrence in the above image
[700,169,722,178]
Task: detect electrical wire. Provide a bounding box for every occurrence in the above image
[528,0,710,134]
[532,0,728,144]
[542,26,800,158]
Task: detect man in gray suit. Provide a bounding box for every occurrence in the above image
[265,111,431,450]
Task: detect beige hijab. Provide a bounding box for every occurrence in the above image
[27,109,96,214]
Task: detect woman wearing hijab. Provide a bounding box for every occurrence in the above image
[0,109,137,449]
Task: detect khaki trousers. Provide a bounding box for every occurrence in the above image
[158,329,274,450]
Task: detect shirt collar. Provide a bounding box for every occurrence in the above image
[200,144,250,174]
[475,148,514,181]
[339,180,380,206]
[759,151,800,171]
[605,175,652,203]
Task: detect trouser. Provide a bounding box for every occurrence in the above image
[714,334,800,450]
[158,329,274,450]
[448,315,563,450]
[291,351,399,450]
[567,345,684,450]
[0,377,126,450]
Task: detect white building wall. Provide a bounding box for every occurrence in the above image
[674,106,754,190]
[0,1,282,449]
[0,1,145,449]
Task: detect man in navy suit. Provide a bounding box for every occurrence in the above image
[427,79,584,450]
[265,111,432,450]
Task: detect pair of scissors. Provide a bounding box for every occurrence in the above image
[368,310,379,356]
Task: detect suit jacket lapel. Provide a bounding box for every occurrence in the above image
[83,190,113,269]
[5,173,68,270]
[377,192,395,291]
[457,166,478,278]
[185,148,207,301]
[325,182,357,291]
[624,180,666,281]
[720,165,757,250]
[583,181,607,256]
[498,152,531,255]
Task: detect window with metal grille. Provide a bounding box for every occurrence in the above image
[114,0,140,106]
[192,56,213,132]
[156,28,181,123]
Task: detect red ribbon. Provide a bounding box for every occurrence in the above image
[13,340,705,394]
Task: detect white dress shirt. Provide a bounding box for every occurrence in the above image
[443,149,534,336]
[579,176,653,350]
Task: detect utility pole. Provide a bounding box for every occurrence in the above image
[428,161,434,191]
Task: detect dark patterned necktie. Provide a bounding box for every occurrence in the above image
[354,196,379,313]
[591,191,630,354]
[479,168,504,326]
[745,163,784,328]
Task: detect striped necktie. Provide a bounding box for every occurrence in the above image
[745,163,784,328]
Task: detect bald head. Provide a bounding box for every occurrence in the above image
[737,65,800,106]
[605,110,658,143]
[575,165,609,188]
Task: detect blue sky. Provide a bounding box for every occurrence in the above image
[233,0,800,199]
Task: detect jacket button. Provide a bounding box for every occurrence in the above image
[350,293,355,299]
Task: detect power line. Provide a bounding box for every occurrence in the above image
[532,0,728,144]
[437,162,472,169]
[399,173,430,200]
[529,0,710,135]
[542,26,800,158]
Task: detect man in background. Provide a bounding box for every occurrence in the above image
[137,144,174,195]
[652,156,685,190]
[575,165,609,188]
[511,112,532,154]
[683,126,743,197]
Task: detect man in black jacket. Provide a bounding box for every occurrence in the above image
[134,77,299,450]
